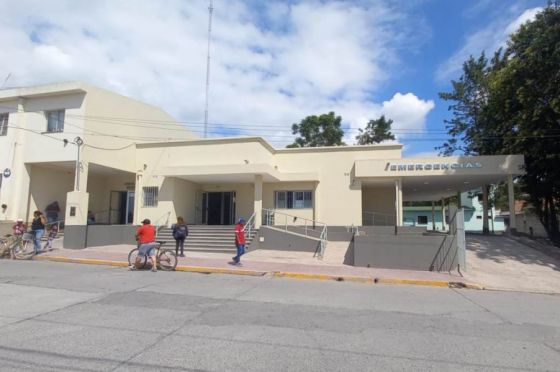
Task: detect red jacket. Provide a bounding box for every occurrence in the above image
[235,223,246,245]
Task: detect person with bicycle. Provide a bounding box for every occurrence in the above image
[12,219,27,237]
[131,218,158,272]
[31,211,46,254]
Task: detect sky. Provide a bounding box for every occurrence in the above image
[0,0,547,156]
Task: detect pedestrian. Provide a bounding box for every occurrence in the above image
[132,218,158,272]
[172,216,188,257]
[45,201,60,224]
[43,224,58,251]
[232,217,246,265]
[30,210,46,254]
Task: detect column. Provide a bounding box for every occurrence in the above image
[10,99,30,221]
[441,198,447,231]
[507,174,516,234]
[254,174,263,228]
[482,185,489,234]
[431,201,436,230]
[394,178,403,226]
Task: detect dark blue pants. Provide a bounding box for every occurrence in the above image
[234,244,245,263]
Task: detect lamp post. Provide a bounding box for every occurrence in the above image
[73,136,83,191]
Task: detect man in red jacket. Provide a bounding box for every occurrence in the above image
[232,217,246,265]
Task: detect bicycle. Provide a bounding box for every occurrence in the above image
[127,241,177,271]
[2,233,35,260]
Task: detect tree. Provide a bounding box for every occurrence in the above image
[438,3,560,241]
[287,112,345,148]
[355,115,396,145]
[437,53,494,156]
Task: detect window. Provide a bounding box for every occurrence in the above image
[477,194,483,202]
[417,216,428,225]
[142,186,158,207]
[46,110,65,132]
[476,215,482,219]
[0,113,8,136]
[274,190,312,209]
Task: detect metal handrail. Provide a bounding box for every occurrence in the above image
[362,210,396,226]
[153,211,171,237]
[262,208,328,257]
[45,219,64,232]
[429,208,464,274]
[243,211,256,240]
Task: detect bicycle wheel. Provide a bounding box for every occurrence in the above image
[127,248,147,269]
[158,249,177,271]
[11,239,34,260]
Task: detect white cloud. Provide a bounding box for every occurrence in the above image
[436,6,542,82]
[0,0,433,147]
[380,93,435,132]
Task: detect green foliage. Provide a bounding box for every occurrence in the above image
[438,4,560,239]
[288,112,345,148]
[355,115,396,145]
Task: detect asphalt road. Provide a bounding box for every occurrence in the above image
[0,260,559,371]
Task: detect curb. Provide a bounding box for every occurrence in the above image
[31,255,484,289]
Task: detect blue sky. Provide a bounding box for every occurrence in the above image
[0,0,547,155]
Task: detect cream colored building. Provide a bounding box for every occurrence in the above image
[0,81,194,228]
[0,82,525,247]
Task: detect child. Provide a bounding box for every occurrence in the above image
[12,219,27,237]
[43,224,58,251]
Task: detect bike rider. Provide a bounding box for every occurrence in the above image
[131,218,158,272]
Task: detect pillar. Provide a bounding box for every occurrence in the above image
[10,99,30,222]
[65,191,89,225]
[394,178,403,226]
[482,185,489,234]
[507,174,517,234]
[431,201,436,230]
[441,198,447,231]
[254,174,263,228]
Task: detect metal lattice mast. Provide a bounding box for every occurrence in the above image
[204,0,214,138]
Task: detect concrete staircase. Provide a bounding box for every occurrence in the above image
[156,225,258,254]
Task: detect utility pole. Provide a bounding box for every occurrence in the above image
[204,0,214,138]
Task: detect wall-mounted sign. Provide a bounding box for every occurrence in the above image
[387,162,483,172]
[3,168,11,178]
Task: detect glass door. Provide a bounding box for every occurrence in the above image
[125,191,134,224]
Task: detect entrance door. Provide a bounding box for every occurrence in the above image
[202,191,236,225]
[109,191,133,224]
[125,191,134,224]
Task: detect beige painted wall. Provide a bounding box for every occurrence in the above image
[362,187,395,216]
[136,140,402,226]
[27,165,74,222]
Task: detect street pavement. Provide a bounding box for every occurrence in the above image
[1,260,560,371]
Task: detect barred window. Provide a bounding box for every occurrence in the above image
[274,190,312,209]
[46,110,65,133]
[0,113,8,136]
[142,187,158,207]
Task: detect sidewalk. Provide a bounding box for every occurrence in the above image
[464,234,560,294]
[33,244,476,288]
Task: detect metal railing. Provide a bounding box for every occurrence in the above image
[362,211,396,226]
[243,211,256,240]
[153,211,171,237]
[262,208,328,257]
[45,219,64,233]
[429,208,466,274]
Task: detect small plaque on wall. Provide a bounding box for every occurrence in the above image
[70,207,76,217]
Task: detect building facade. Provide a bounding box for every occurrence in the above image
[0,82,525,248]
